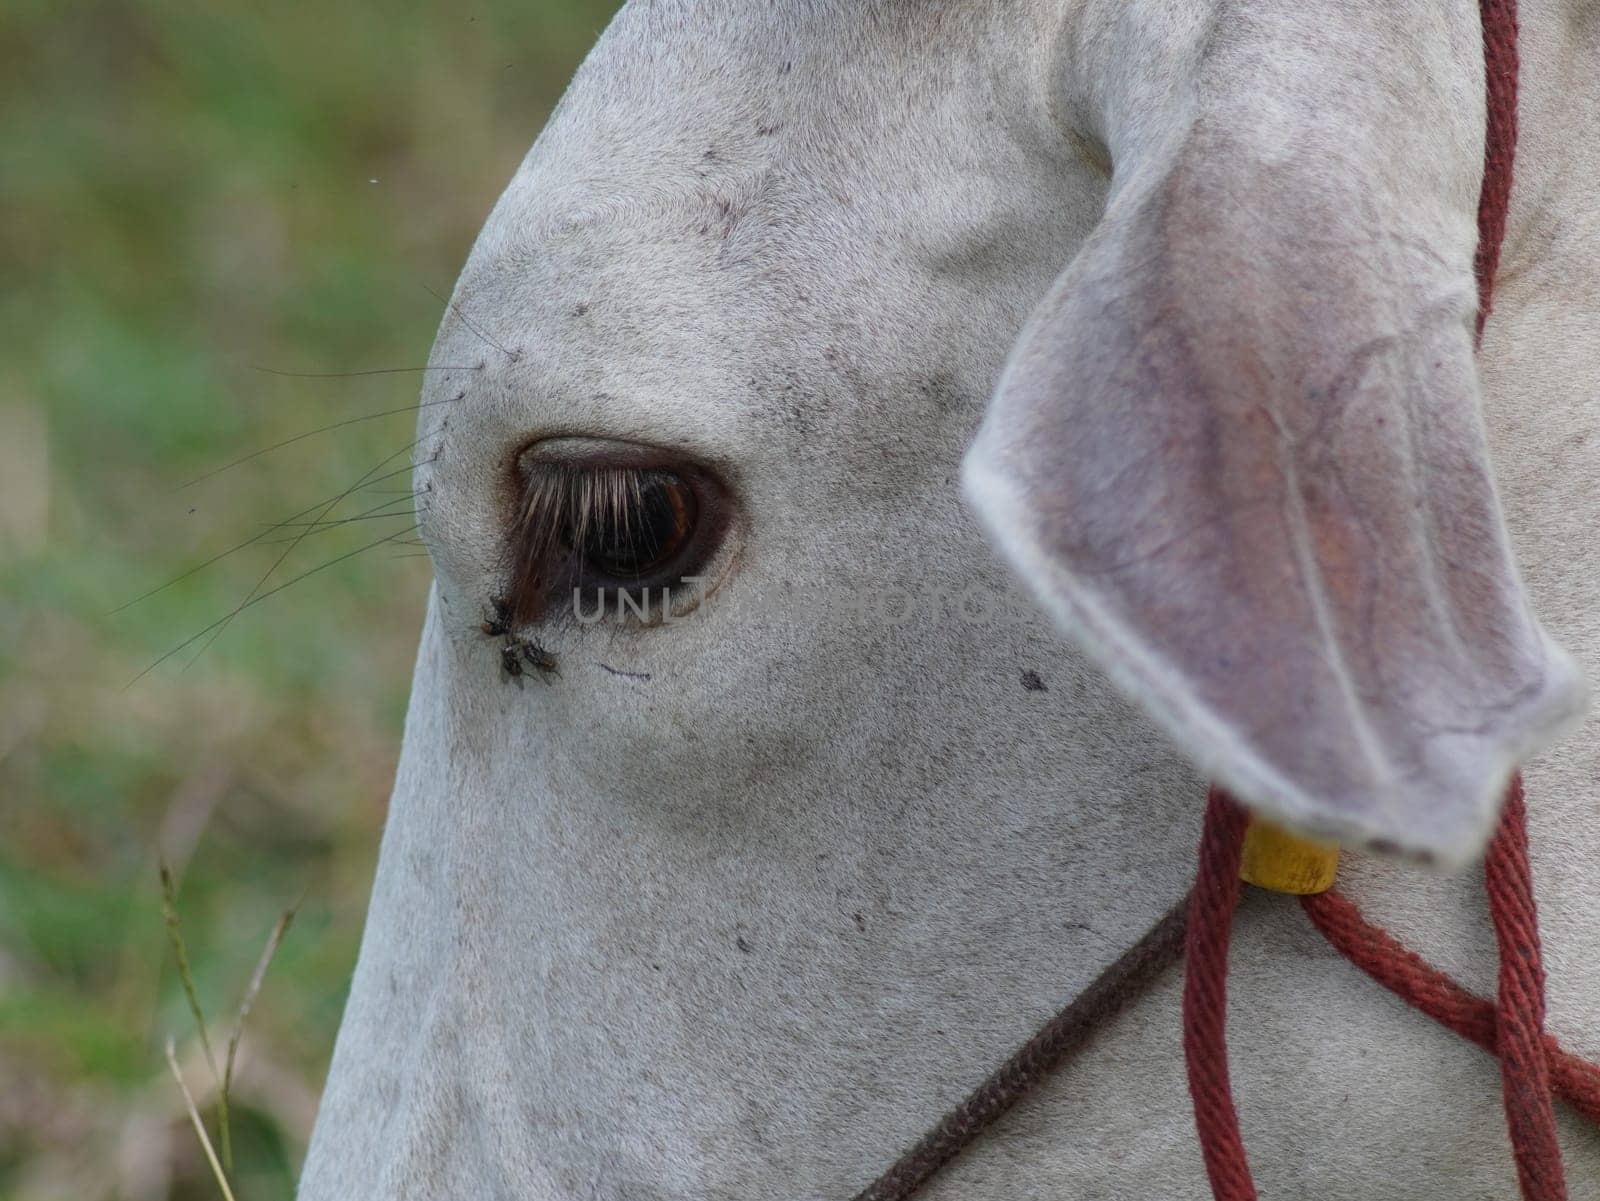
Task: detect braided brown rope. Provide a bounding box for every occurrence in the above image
[850,897,1189,1201]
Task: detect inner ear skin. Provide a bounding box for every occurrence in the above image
[964,3,1587,864]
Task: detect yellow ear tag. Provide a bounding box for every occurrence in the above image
[1239,818,1339,895]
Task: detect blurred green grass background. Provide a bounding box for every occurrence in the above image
[0,3,618,1196]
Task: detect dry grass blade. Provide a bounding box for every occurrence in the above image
[222,901,300,1127]
[160,864,218,1075]
[165,1038,240,1201]
[160,862,232,1167]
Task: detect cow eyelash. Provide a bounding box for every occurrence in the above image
[501,451,729,628]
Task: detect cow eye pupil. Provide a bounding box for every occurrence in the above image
[580,472,697,580]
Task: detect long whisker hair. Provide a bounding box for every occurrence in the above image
[247,364,482,380]
[177,440,437,670]
[422,283,521,363]
[260,493,427,541]
[127,521,422,688]
[174,396,460,492]
[123,431,437,684]
[109,461,428,616]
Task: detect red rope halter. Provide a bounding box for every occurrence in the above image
[1185,781,1600,1201]
[1180,8,1596,1199]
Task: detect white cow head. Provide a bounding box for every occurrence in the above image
[300,1,1585,1196]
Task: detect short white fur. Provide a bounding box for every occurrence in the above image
[299,2,1600,1196]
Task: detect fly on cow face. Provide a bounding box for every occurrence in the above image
[481,596,559,685]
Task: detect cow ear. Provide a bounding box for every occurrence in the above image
[964,119,1585,867]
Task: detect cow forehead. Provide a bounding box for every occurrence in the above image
[423,0,1092,468]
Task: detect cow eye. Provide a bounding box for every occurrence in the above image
[570,469,699,585]
[503,443,731,627]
